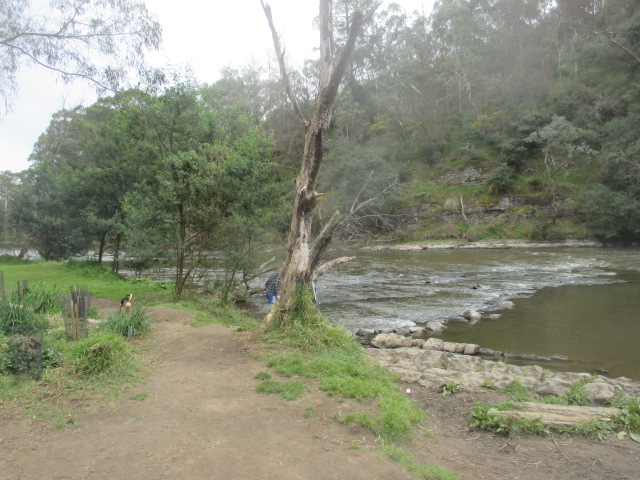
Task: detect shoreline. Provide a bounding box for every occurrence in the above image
[364,238,604,251]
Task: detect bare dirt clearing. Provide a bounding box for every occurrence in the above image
[1,301,639,480]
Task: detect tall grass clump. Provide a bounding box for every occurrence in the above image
[66,333,129,375]
[265,285,355,351]
[100,306,152,338]
[379,443,460,480]
[0,300,49,336]
[14,281,63,313]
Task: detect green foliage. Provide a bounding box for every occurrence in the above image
[564,381,588,406]
[266,286,356,351]
[487,164,515,194]
[502,380,535,402]
[441,380,461,397]
[2,336,43,378]
[66,333,129,375]
[12,281,62,314]
[468,403,549,437]
[379,443,460,480]
[610,392,640,435]
[64,260,123,283]
[99,306,151,338]
[265,347,425,441]
[255,379,308,401]
[0,300,49,336]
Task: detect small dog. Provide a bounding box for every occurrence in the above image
[120,293,133,312]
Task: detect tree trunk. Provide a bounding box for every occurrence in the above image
[262,0,370,308]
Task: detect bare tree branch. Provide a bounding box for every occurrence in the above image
[260,1,309,129]
[312,256,355,281]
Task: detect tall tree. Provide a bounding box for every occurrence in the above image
[262,0,375,308]
[0,0,162,112]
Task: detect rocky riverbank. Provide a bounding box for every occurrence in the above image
[366,344,640,405]
[365,238,603,251]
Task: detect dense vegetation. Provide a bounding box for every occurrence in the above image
[1,0,639,295]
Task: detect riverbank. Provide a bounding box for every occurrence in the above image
[365,238,604,251]
[3,302,638,480]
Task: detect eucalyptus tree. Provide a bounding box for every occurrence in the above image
[124,83,273,297]
[0,0,162,112]
[261,0,377,309]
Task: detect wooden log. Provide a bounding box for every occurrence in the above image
[500,402,620,427]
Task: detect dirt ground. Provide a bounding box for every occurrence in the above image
[1,301,639,480]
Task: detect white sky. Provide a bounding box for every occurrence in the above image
[0,0,433,173]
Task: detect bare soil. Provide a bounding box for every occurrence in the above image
[1,301,639,480]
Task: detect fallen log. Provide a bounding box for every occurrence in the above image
[500,402,619,427]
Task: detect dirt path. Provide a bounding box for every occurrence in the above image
[1,302,639,480]
[0,303,408,480]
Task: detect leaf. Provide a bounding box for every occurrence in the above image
[617,431,627,440]
[630,432,640,443]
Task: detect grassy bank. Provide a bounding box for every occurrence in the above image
[257,286,459,480]
[0,258,457,479]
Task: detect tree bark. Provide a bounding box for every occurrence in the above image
[262,0,370,308]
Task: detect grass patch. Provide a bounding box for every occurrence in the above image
[165,299,258,331]
[99,306,152,338]
[262,286,426,442]
[379,443,460,480]
[0,259,172,303]
[255,379,308,401]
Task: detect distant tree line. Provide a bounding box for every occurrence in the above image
[1,0,639,293]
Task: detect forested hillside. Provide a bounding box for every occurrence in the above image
[1,0,639,284]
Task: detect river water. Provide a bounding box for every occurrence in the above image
[247,247,640,380]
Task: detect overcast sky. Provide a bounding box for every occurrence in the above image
[1,0,433,173]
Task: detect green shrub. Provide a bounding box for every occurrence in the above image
[565,381,588,406]
[0,300,49,336]
[3,336,43,379]
[488,163,515,194]
[99,306,152,338]
[66,333,128,375]
[14,281,63,314]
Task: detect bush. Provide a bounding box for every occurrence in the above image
[2,336,43,379]
[0,300,49,336]
[487,163,515,194]
[14,281,62,314]
[66,333,129,375]
[100,306,151,338]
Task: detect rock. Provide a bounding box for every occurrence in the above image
[462,309,482,323]
[412,339,426,348]
[373,333,412,348]
[442,342,458,353]
[536,378,573,396]
[487,314,501,320]
[425,321,446,334]
[463,344,480,355]
[498,300,515,309]
[455,343,466,354]
[585,382,616,405]
[479,348,503,358]
[409,326,426,335]
[423,338,444,351]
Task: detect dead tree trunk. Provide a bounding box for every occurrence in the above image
[262,0,371,307]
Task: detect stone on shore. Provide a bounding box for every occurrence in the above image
[425,321,446,334]
[463,309,482,323]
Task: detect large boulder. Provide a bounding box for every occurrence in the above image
[425,321,446,334]
[462,309,482,323]
[372,333,413,348]
[585,382,616,405]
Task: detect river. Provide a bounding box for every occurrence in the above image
[247,247,640,380]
